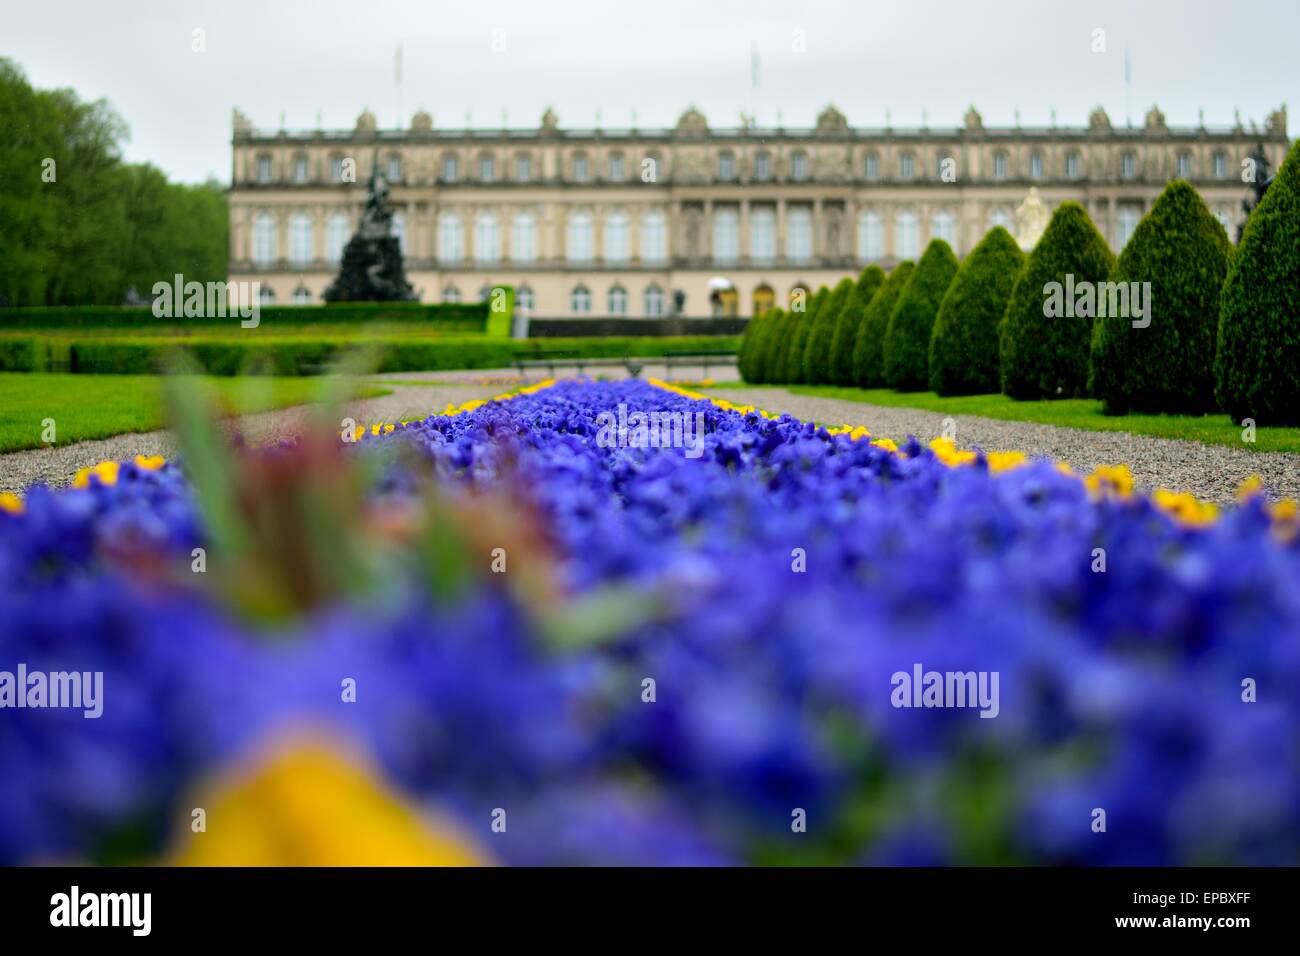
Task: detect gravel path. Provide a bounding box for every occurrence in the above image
[712,387,1300,504]
[0,382,505,494]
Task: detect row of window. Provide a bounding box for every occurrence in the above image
[254,147,1236,185]
[251,202,1238,266]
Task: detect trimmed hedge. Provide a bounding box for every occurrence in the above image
[883,240,959,391]
[737,308,773,382]
[781,286,829,383]
[58,335,738,376]
[929,227,1024,396]
[829,266,886,386]
[803,278,854,384]
[852,261,914,388]
[1089,181,1232,415]
[1216,139,1300,425]
[0,300,490,331]
[757,309,793,383]
[1000,201,1115,400]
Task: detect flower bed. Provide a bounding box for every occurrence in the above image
[1,379,1297,865]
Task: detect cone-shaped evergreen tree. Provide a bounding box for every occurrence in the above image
[782,286,828,383]
[829,265,886,386]
[755,309,787,383]
[803,278,854,384]
[852,262,914,388]
[738,307,772,382]
[883,239,959,391]
[928,227,1024,395]
[1000,201,1115,399]
[1088,180,1232,415]
[1215,140,1300,425]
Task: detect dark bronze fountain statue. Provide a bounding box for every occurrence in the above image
[323,155,417,302]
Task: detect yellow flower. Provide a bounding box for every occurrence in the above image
[171,738,489,867]
[133,455,165,471]
[72,460,121,489]
[1084,463,1135,499]
[985,451,1028,474]
[871,438,899,453]
[1151,488,1219,528]
[0,492,23,515]
[928,437,976,467]
[1236,474,1265,502]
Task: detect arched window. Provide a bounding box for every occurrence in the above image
[750,206,776,261]
[293,155,309,183]
[256,154,273,183]
[1029,152,1044,179]
[515,153,532,182]
[752,283,775,316]
[607,153,626,181]
[993,151,1008,179]
[441,154,459,182]
[786,207,813,262]
[989,207,1013,233]
[258,287,275,304]
[753,151,771,181]
[474,213,499,263]
[292,285,313,305]
[442,285,461,304]
[713,207,739,263]
[1065,152,1081,179]
[1121,152,1137,179]
[478,284,494,303]
[289,213,313,266]
[515,285,534,317]
[438,213,463,263]
[326,213,349,264]
[607,285,628,315]
[604,212,630,262]
[1177,152,1193,178]
[1213,152,1228,179]
[570,285,591,314]
[567,212,593,262]
[644,284,665,317]
[253,213,278,265]
[895,210,919,258]
[330,155,346,182]
[392,211,407,255]
[858,210,884,261]
[864,152,879,180]
[788,283,811,309]
[511,212,536,263]
[387,154,403,183]
[931,209,956,246]
[478,153,495,182]
[640,211,667,262]
[899,152,915,179]
[571,152,589,182]
[790,150,808,181]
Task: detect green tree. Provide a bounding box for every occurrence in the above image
[852,262,913,388]
[781,286,828,383]
[929,227,1024,395]
[803,277,854,384]
[738,307,775,382]
[1000,201,1115,399]
[1089,181,1232,415]
[828,265,885,386]
[883,239,959,391]
[1215,139,1300,425]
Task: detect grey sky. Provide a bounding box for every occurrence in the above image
[5,0,1296,184]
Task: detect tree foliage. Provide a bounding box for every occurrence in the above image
[883,239,959,391]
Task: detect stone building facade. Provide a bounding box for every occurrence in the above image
[228,104,1289,318]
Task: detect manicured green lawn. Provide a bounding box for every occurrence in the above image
[708,383,1300,454]
[0,373,390,453]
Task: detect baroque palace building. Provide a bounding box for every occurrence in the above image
[228,103,1289,319]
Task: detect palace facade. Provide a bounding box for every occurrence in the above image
[228,104,1289,319]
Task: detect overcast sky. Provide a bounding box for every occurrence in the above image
[5,0,1297,184]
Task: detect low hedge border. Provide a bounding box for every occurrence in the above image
[0,301,490,331]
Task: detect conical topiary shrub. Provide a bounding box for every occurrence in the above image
[782,286,828,383]
[929,227,1024,395]
[738,307,774,382]
[852,262,914,388]
[750,308,786,383]
[1000,201,1115,399]
[1089,180,1233,415]
[829,266,886,386]
[803,277,854,384]
[884,239,959,391]
[1215,139,1300,425]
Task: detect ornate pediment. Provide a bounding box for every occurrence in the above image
[1088,106,1112,133]
[1144,104,1168,133]
[815,104,849,135]
[410,110,432,132]
[675,106,709,138]
[355,109,378,135]
[964,106,983,131]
